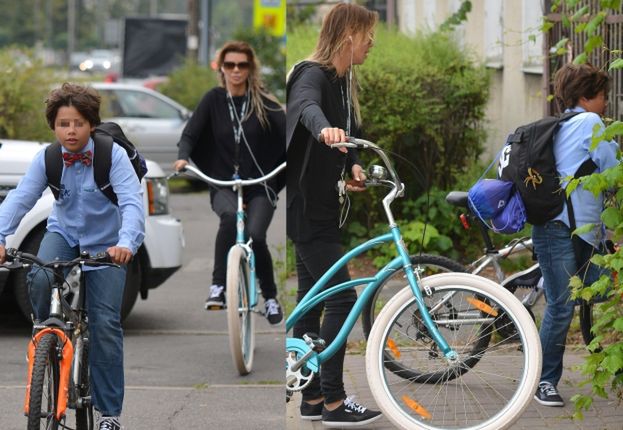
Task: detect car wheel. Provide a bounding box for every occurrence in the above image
[121,257,141,321]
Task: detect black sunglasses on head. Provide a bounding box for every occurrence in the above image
[222,61,250,70]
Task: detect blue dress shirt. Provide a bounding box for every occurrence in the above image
[0,138,145,256]
[553,107,620,247]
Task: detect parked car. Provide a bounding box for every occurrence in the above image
[0,139,184,321]
[92,82,190,174]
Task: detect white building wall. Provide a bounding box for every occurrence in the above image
[396,0,546,160]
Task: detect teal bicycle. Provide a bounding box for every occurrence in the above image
[179,162,286,375]
[285,139,542,430]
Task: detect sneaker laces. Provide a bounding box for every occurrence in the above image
[344,396,367,414]
[97,416,121,430]
[209,285,224,299]
[540,382,559,397]
[265,298,280,315]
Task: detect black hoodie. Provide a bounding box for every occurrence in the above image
[286,61,360,242]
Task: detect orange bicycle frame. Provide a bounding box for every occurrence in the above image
[24,328,74,421]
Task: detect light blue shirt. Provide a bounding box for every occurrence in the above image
[0,138,145,255]
[553,107,620,247]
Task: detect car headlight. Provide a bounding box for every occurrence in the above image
[146,177,169,215]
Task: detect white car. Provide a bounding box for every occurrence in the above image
[0,139,184,320]
[92,82,190,174]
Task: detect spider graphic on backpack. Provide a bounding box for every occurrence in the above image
[523,168,543,189]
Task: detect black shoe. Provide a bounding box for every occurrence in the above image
[322,396,382,427]
[264,298,283,325]
[97,416,121,430]
[205,285,226,310]
[300,400,323,421]
[534,381,564,407]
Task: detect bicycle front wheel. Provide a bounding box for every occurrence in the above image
[74,336,93,430]
[366,273,541,430]
[27,333,61,430]
[226,246,256,375]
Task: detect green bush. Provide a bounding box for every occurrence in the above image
[158,58,218,111]
[0,47,54,141]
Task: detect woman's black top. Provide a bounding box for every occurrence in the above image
[286,61,360,243]
[177,86,286,196]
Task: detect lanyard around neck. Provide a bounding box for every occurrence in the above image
[227,92,248,172]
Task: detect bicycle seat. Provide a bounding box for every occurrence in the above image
[446,191,468,208]
[501,264,542,289]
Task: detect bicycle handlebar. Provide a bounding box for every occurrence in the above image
[175,162,286,188]
[3,248,118,270]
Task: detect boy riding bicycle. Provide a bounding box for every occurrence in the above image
[0,83,145,430]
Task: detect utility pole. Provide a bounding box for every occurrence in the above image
[187,0,199,61]
[67,0,76,69]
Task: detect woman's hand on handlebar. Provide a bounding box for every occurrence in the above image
[106,246,133,265]
[346,164,367,192]
[173,159,189,172]
[319,127,348,153]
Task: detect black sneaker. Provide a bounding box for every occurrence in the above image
[264,298,283,325]
[300,400,323,421]
[534,381,564,407]
[322,396,382,427]
[205,285,226,310]
[97,416,121,430]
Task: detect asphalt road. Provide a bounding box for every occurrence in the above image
[0,188,286,430]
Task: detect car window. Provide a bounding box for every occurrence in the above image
[99,90,124,118]
[114,90,181,119]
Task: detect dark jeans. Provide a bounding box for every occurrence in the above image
[211,188,277,299]
[293,240,357,404]
[532,221,607,386]
[28,232,126,416]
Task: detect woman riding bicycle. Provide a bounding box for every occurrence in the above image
[286,3,382,426]
[0,83,145,430]
[174,41,286,325]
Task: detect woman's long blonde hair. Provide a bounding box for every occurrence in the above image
[308,3,378,126]
[216,41,281,129]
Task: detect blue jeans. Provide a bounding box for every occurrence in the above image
[28,232,126,416]
[532,221,605,387]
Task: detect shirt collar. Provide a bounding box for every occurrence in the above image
[565,106,587,113]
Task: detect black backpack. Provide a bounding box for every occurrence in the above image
[45,122,148,205]
[498,112,597,225]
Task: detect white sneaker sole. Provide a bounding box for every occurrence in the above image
[321,413,382,427]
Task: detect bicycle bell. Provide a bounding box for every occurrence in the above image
[368,165,388,180]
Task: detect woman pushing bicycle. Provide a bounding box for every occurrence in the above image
[0,83,145,430]
[286,3,382,426]
[174,41,286,325]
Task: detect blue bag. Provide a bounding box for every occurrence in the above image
[491,191,526,234]
[467,179,514,220]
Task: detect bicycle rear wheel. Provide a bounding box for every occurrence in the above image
[226,246,256,375]
[27,333,61,430]
[363,254,488,382]
[366,273,541,430]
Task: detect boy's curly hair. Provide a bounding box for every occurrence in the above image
[45,83,101,130]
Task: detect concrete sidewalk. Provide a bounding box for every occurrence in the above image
[286,348,622,429]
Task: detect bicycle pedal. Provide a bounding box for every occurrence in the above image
[302,333,326,352]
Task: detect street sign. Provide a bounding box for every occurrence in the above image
[253,0,285,37]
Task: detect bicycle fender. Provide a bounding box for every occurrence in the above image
[23,328,74,421]
[286,338,320,373]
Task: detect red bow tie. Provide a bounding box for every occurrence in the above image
[63,150,92,167]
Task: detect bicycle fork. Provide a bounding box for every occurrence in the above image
[24,327,74,421]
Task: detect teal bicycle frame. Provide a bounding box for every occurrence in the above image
[286,139,457,377]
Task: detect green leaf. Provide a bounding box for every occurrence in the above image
[584,35,603,54]
[614,317,623,332]
[528,34,536,44]
[572,223,596,237]
[585,12,606,36]
[601,207,623,229]
[571,5,589,21]
[562,13,571,28]
[604,121,623,141]
[609,58,623,71]
[574,52,588,64]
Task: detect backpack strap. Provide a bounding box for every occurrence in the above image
[44,142,63,200]
[92,133,118,205]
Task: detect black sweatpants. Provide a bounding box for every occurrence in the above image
[293,240,357,404]
[210,188,277,299]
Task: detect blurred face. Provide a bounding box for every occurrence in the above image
[580,90,607,116]
[221,52,250,88]
[53,105,94,153]
[350,28,375,65]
